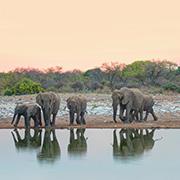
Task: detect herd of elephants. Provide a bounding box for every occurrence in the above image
[11,87,158,128]
[10,87,159,161]
[11,128,157,162]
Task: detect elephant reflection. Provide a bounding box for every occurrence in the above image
[37,129,60,162]
[68,128,87,157]
[113,128,156,159]
[11,129,42,151]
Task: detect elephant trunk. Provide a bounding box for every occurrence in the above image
[11,112,17,124]
[113,104,118,123]
[70,111,75,124]
[42,108,51,127]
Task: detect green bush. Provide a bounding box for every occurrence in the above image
[4,88,14,96]
[4,78,44,96]
[162,83,180,93]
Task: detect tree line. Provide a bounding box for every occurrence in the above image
[0,60,179,96]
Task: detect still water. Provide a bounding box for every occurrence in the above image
[0,128,180,180]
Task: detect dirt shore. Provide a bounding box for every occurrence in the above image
[0,93,179,129]
[1,113,180,129]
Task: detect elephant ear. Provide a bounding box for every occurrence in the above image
[121,90,131,105]
[36,93,43,106]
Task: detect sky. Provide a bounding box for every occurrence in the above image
[0,0,180,72]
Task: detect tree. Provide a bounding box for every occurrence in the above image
[101,62,126,88]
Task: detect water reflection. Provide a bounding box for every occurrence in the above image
[113,129,156,160]
[37,129,61,163]
[11,129,42,151]
[11,128,157,163]
[68,128,87,157]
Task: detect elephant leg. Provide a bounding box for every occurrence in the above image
[80,112,86,125]
[125,105,131,123]
[51,114,57,127]
[25,116,30,129]
[76,112,81,125]
[38,111,42,126]
[143,111,149,121]
[14,114,21,128]
[119,105,125,121]
[113,105,118,123]
[150,109,158,121]
[139,110,143,122]
[33,116,39,128]
[69,111,74,125]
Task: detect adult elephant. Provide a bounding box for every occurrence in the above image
[112,87,144,123]
[36,92,60,128]
[66,95,87,125]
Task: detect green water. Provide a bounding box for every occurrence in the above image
[0,128,180,180]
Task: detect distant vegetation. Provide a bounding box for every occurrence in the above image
[0,60,179,95]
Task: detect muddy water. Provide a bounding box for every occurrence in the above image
[0,129,180,180]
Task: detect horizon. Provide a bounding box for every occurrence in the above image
[0,59,179,73]
[0,0,180,72]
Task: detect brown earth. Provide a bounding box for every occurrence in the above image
[1,113,180,129]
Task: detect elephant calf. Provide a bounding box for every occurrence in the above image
[11,103,42,128]
[67,95,87,125]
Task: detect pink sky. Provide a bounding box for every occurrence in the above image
[0,0,180,72]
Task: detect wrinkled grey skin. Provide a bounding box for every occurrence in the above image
[142,95,158,121]
[112,87,144,123]
[11,103,42,128]
[113,129,156,159]
[133,95,158,121]
[67,95,87,125]
[36,92,60,128]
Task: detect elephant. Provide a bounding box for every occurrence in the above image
[131,95,158,122]
[112,87,144,123]
[67,128,87,157]
[112,128,156,160]
[11,103,42,128]
[66,95,87,125]
[142,95,158,121]
[36,92,60,128]
[11,128,42,151]
[37,129,60,163]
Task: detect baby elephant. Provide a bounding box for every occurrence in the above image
[11,103,42,128]
[67,95,87,125]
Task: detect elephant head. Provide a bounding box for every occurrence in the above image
[112,88,132,122]
[36,92,60,127]
[11,104,27,125]
[112,90,122,122]
[66,96,87,125]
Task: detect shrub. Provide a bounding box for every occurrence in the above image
[4,78,44,96]
[162,83,180,93]
[4,88,14,96]
[71,81,84,92]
